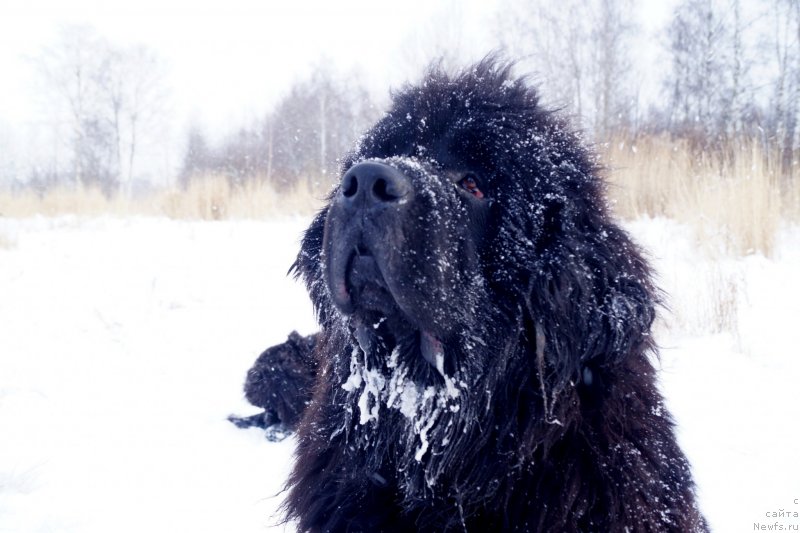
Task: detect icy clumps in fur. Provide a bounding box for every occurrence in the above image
[341,342,464,461]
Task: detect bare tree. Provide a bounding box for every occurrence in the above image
[94,44,168,195]
[661,0,768,146]
[727,0,746,138]
[37,25,105,189]
[268,64,378,189]
[0,122,18,189]
[495,0,637,136]
[769,0,800,173]
[496,0,587,116]
[36,25,169,194]
[590,0,637,136]
[179,123,213,188]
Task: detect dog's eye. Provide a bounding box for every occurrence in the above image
[458,174,485,199]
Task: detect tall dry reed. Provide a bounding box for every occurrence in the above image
[0,175,329,221]
[2,138,796,258]
[602,136,793,257]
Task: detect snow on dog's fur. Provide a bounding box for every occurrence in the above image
[253,58,708,532]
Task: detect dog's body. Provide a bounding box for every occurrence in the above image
[239,59,707,532]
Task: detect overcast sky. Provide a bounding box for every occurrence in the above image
[0,0,681,185]
[0,0,679,127]
[0,0,505,133]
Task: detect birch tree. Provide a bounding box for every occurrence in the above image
[37,26,168,194]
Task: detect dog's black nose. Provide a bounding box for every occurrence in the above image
[339,161,411,210]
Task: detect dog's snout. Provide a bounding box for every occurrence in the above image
[339,161,410,210]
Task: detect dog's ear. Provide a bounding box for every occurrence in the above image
[525,221,657,402]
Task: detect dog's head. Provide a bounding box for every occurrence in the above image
[298,60,647,384]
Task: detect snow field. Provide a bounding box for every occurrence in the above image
[0,215,798,532]
[630,218,800,531]
[0,217,315,532]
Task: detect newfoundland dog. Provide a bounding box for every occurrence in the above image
[234,59,708,532]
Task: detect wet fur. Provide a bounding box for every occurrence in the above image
[266,59,707,532]
[237,331,317,429]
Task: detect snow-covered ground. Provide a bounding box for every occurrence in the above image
[0,216,798,532]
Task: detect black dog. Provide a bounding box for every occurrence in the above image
[237,58,708,532]
[228,331,317,440]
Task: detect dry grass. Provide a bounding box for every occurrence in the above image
[603,136,795,257]
[1,138,796,256]
[601,135,796,339]
[0,175,329,221]
[653,262,745,347]
[0,187,126,218]
[157,175,328,220]
[706,266,743,337]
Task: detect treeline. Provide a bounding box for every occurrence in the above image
[654,0,798,169]
[497,0,800,173]
[178,67,379,191]
[192,0,800,192]
[3,0,799,196]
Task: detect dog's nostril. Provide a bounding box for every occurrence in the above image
[372,178,397,202]
[342,175,359,198]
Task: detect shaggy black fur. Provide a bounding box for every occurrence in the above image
[248,58,708,532]
[229,331,317,434]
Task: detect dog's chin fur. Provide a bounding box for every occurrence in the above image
[285,58,708,532]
